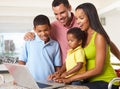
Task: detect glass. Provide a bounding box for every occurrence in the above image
[0,74,5,85]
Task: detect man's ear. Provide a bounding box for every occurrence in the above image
[68,5,72,11]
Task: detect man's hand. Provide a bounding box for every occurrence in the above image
[24,32,35,40]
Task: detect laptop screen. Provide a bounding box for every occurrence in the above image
[4,63,65,89]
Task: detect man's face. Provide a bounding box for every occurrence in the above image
[52,3,71,26]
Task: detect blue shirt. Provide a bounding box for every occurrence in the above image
[19,35,61,81]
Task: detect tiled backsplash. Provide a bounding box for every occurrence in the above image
[0,56,18,64]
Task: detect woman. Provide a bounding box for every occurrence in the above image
[57,3,119,89]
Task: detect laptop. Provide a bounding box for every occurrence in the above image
[4,63,65,89]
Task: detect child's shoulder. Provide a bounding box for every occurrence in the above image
[24,40,34,45]
[50,39,59,46]
[50,39,58,43]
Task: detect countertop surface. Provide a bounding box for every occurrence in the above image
[0,72,89,89]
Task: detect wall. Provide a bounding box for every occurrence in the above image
[103,12,120,49]
[102,10,120,67]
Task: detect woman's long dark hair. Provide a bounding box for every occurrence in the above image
[75,3,110,44]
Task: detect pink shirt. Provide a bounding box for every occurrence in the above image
[50,13,79,63]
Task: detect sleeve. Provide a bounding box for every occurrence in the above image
[19,41,29,62]
[53,42,62,66]
[75,49,85,63]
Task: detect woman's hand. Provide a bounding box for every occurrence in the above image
[55,77,71,84]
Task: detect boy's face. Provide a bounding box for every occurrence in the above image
[34,24,50,43]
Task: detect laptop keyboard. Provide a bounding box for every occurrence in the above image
[36,82,52,88]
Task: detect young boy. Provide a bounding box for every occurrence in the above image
[48,27,86,85]
[18,15,62,82]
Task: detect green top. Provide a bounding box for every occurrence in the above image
[84,32,118,84]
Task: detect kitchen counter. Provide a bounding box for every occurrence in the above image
[0,72,89,89]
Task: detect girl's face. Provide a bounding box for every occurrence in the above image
[67,33,82,49]
[75,9,90,31]
[34,24,50,43]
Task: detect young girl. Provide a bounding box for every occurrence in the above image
[48,27,86,85]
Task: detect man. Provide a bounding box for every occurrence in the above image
[24,0,120,63]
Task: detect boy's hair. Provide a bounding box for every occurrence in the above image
[67,27,86,47]
[52,0,70,8]
[33,14,50,27]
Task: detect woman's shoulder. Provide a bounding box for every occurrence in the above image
[95,33,106,41]
[95,32,107,45]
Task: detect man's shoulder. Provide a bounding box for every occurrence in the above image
[51,21,60,26]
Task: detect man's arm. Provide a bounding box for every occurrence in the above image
[24,32,35,40]
[110,41,120,60]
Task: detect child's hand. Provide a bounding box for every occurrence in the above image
[61,72,68,78]
[61,78,71,84]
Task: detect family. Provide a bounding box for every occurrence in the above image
[18,0,120,89]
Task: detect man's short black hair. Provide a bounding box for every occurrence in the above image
[52,0,70,8]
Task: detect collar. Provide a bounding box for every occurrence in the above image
[68,45,83,53]
[66,12,76,29]
[35,34,53,45]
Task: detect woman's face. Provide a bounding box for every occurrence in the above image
[75,9,90,31]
